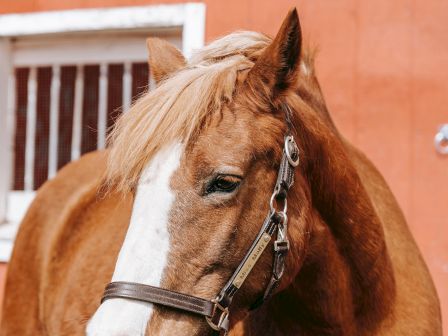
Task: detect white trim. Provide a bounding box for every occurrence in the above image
[182,3,206,58]
[48,65,61,179]
[24,67,37,191]
[6,191,36,224]
[0,39,13,223]
[11,35,182,67]
[122,62,133,112]
[0,191,35,262]
[6,69,16,191]
[0,238,14,262]
[149,75,156,92]
[97,64,108,150]
[0,4,205,57]
[0,4,205,38]
[71,65,84,161]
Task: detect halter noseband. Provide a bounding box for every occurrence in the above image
[101,105,300,335]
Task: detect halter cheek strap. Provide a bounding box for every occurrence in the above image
[101,107,300,335]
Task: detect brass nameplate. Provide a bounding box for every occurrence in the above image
[232,232,271,288]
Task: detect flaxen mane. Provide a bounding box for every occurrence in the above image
[106,31,314,192]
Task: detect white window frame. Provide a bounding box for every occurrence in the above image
[0,3,206,261]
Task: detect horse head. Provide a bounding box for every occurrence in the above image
[87,8,394,336]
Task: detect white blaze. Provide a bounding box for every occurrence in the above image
[87,143,183,336]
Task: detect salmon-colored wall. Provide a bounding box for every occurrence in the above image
[1,0,447,332]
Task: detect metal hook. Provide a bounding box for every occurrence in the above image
[435,124,448,155]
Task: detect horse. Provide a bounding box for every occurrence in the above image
[1,9,442,336]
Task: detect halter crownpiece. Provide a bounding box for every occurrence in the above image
[101,105,300,335]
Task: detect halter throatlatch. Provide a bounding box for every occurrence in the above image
[101,105,300,335]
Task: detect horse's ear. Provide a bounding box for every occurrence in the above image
[146,38,186,84]
[247,8,302,97]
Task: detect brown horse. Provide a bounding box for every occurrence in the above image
[1,9,442,336]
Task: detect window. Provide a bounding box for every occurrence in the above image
[0,4,205,261]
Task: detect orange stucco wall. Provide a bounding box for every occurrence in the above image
[1,0,447,332]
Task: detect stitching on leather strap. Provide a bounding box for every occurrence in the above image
[105,282,210,307]
[102,282,214,316]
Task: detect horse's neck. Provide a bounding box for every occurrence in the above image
[242,99,397,334]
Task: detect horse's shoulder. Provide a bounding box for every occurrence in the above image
[10,151,107,266]
[46,149,108,191]
[22,150,107,232]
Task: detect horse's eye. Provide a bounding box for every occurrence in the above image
[206,175,241,194]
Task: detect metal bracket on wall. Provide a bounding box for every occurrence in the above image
[435,124,448,155]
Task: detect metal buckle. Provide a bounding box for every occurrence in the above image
[206,299,229,332]
[284,135,300,167]
[274,214,289,252]
[274,239,290,252]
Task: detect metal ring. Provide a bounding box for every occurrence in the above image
[275,211,288,227]
[270,192,287,214]
[284,135,300,167]
[206,299,229,332]
[434,124,448,155]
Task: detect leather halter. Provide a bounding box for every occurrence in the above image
[101,105,300,335]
